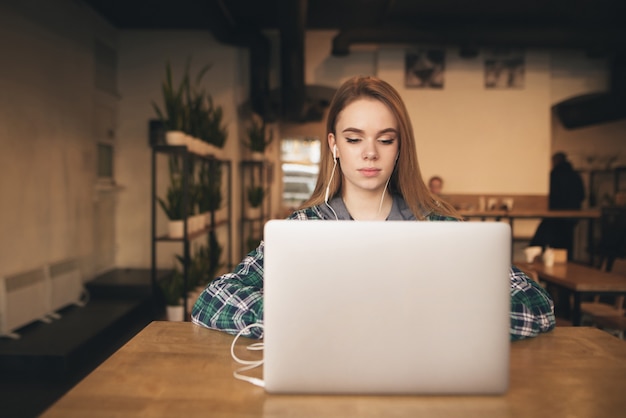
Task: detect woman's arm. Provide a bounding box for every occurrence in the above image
[191,243,266,339]
[190,208,320,338]
[509,266,556,340]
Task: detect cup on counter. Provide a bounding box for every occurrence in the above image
[543,248,555,267]
[524,246,543,263]
[502,197,514,211]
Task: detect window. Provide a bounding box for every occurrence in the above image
[281,137,320,208]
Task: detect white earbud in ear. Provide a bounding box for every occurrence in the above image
[333,145,337,161]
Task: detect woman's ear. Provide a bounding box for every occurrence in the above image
[328,133,337,160]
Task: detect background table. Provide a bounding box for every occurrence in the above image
[460,209,601,262]
[516,261,626,325]
[42,321,626,418]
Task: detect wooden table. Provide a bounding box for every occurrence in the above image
[42,321,626,418]
[458,209,601,221]
[517,261,626,325]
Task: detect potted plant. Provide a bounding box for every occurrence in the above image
[247,185,265,208]
[207,230,223,281]
[157,157,190,237]
[246,185,265,220]
[152,60,189,146]
[246,235,261,254]
[202,95,228,157]
[198,160,223,226]
[242,113,272,160]
[177,249,206,303]
[159,268,185,321]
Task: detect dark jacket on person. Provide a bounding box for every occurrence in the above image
[549,161,585,210]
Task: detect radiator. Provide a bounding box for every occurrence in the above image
[47,259,86,319]
[0,268,51,339]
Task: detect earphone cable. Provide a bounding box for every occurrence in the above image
[325,157,339,220]
[230,323,265,387]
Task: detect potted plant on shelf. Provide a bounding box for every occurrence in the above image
[157,157,187,238]
[242,113,272,160]
[198,160,222,227]
[152,60,189,147]
[246,185,265,219]
[201,95,228,158]
[159,268,185,321]
[176,249,205,304]
[207,230,223,281]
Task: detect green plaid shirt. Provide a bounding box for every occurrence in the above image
[192,205,555,341]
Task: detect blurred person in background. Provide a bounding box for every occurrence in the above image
[529,152,585,259]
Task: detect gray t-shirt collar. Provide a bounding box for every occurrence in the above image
[317,194,417,220]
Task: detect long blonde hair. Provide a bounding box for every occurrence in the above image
[301,75,460,220]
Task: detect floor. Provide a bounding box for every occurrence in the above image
[0,269,165,418]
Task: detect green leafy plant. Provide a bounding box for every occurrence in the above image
[157,157,186,220]
[151,60,190,132]
[247,185,265,208]
[242,114,272,153]
[177,246,209,291]
[185,62,212,139]
[158,182,184,221]
[202,95,228,148]
[198,160,222,212]
[207,231,223,283]
[246,236,261,253]
[158,268,185,306]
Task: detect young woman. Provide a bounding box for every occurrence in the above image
[192,76,555,341]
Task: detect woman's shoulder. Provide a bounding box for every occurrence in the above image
[287,206,324,220]
[426,212,459,222]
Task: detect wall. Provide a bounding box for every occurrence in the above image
[2,4,624,279]
[550,50,625,175]
[0,0,116,279]
[304,31,552,195]
[116,30,244,269]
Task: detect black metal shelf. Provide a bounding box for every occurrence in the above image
[150,145,232,320]
[239,159,272,258]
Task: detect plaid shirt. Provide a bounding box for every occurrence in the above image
[191,205,555,341]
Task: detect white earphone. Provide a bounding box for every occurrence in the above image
[333,145,337,161]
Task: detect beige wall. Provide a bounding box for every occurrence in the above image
[1,1,624,279]
[116,30,244,269]
[0,0,116,279]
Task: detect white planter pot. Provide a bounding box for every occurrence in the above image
[206,143,224,159]
[168,220,184,238]
[193,214,205,231]
[250,151,264,161]
[165,130,186,146]
[191,138,205,155]
[247,206,262,220]
[166,305,184,321]
[189,285,206,305]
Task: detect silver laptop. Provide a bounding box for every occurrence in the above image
[262,220,511,395]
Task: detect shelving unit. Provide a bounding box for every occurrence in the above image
[151,145,232,319]
[239,160,272,259]
[578,166,626,208]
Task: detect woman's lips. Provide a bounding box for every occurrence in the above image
[358,168,381,177]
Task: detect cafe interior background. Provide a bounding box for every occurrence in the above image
[1,0,625,314]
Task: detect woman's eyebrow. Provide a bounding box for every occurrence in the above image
[341,127,398,135]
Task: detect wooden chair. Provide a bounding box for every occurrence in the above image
[592,315,626,340]
[580,258,626,327]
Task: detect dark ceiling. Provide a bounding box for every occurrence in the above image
[81,0,626,124]
[83,0,625,54]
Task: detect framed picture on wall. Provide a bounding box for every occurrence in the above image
[484,49,525,89]
[405,49,445,89]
